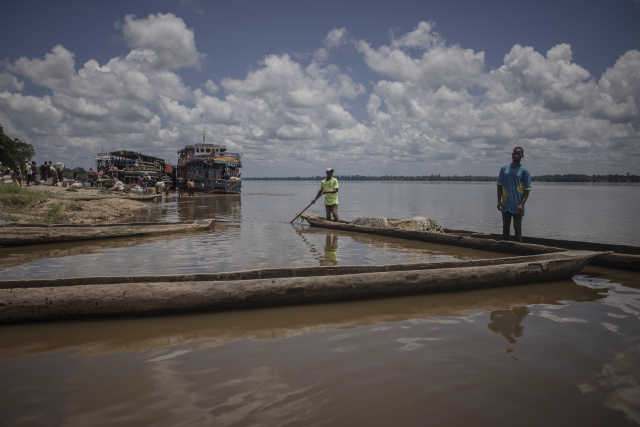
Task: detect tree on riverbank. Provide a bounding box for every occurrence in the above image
[0,124,35,171]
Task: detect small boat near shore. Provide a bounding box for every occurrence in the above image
[299,214,640,271]
[59,192,162,202]
[0,250,602,323]
[0,219,214,247]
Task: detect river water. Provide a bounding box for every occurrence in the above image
[1,181,640,426]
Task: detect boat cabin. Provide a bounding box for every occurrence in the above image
[94,151,170,186]
[177,143,242,193]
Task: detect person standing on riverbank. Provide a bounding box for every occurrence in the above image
[314,168,339,221]
[24,161,32,186]
[31,162,39,184]
[12,166,22,188]
[497,147,531,242]
[40,162,47,184]
[187,179,195,197]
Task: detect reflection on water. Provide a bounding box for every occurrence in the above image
[322,233,338,266]
[0,231,215,271]
[296,226,508,268]
[579,343,640,425]
[0,278,609,360]
[173,193,242,223]
[571,272,640,425]
[488,306,530,345]
[1,274,639,426]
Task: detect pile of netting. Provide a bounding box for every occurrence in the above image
[350,216,444,233]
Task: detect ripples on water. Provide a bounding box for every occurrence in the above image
[1,181,640,425]
[1,269,639,426]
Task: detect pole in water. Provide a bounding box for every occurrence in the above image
[291,194,321,223]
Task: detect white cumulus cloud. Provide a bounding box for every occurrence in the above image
[120,13,204,70]
[0,17,638,177]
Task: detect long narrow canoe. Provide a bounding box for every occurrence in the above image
[0,250,602,323]
[300,214,639,271]
[0,219,214,247]
[300,214,563,255]
[488,233,640,271]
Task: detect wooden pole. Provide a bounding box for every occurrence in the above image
[291,194,322,223]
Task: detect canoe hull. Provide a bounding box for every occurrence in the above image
[301,214,640,271]
[0,251,599,323]
[0,219,214,247]
[488,233,640,271]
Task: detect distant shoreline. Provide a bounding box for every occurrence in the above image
[245,174,639,183]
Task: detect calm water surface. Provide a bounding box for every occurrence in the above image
[1,181,640,426]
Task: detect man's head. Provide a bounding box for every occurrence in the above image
[326,167,334,178]
[512,147,524,163]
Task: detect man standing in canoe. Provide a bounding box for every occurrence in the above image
[497,146,531,242]
[314,168,339,221]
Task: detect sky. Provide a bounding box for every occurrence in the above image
[1,0,639,177]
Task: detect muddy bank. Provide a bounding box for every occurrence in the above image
[0,184,157,224]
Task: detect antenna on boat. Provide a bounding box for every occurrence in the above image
[202,128,205,144]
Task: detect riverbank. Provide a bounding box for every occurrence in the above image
[0,184,152,224]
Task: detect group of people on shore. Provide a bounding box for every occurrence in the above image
[312,146,531,243]
[2,160,66,187]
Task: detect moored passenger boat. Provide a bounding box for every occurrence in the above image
[94,151,172,187]
[177,141,242,193]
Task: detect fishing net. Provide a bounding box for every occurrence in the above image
[350,216,444,233]
[350,217,390,228]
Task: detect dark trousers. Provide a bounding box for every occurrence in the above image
[325,204,338,221]
[502,212,523,242]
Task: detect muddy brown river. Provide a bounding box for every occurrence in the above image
[1,181,639,426]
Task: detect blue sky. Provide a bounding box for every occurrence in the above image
[1,0,639,177]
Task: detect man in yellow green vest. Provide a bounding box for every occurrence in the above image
[314,167,339,221]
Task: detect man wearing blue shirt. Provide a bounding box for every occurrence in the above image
[497,147,531,242]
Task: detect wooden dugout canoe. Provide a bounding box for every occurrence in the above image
[0,219,214,247]
[0,250,601,323]
[299,214,640,271]
[488,233,640,271]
